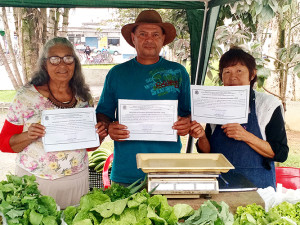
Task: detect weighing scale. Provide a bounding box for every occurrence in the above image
[136,153,234,198]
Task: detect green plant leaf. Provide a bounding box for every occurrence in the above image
[294,64,300,78]
[29,210,43,225]
[282,5,291,12]
[6,209,25,219]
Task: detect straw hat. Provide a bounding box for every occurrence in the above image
[121,10,177,47]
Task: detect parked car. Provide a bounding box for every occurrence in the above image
[108,46,121,55]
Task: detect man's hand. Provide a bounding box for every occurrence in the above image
[221,123,249,141]
[108,121,130,141]
[172,116,191,136]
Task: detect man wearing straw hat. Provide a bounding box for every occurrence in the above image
[96,10,191,185]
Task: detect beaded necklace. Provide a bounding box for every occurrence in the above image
[47,83,77,108]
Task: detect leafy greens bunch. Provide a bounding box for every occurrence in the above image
[0,174,61,225]
[268,201,300,225]
[234,203,269,225]
[234,202,300,225]
[63,184,194,225]
[179,200,234,225]
[101,177,147,202]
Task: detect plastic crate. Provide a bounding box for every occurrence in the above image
[275,167,300,190]
[88,167,111,190]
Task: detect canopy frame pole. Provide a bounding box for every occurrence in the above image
[186,0,209,153]
[195,0,209,85]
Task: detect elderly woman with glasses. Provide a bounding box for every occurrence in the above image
[0,37,107,208]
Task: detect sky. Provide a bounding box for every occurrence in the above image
[68,8,116,27]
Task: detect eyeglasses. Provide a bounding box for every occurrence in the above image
[47,56,75,65]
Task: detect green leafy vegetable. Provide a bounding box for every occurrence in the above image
[127,191,148,208]
[233,203,268,225]
[268,201,299,224]
[92,198,128,218]
[29,210,43,225]
[42,215,58,225]
[173,204,194,220]
[73,218,93,225]
[180,200,234,225]
[64,182,194,225]
[63,206,77,225]
[102,184,131,202]
[101,176,147,202]
[79,190,111,211]
[0,174,61,225]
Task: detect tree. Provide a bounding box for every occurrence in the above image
[209,0,300,104]
[265,0,300,104]
[1,7,67,86]
[13,8,27,83]
[48,8,60,39]
[163,9,190,65]
[61,8,70,38]
[0,38,19,89]
[21,8,47,80]
[40,8,48,49]
[2,7,22,87]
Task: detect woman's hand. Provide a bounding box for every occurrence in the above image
[9,123,45,153]
[95,122,108,143]
[222,123,275,158]
[221,123,248,141]
[189,120,205,139]
[27,123,45,140]
[189,121,210,153]
[108,121,129,141]
[172,116,191,136]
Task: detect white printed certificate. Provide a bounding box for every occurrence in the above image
[42,107,99,152]
[191,85,250,125]
[118,99,178,142]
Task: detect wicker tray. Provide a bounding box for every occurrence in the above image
[88,167,111,190]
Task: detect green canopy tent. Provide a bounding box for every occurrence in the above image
[0,0,239,152]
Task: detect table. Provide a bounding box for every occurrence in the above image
[167,191,265,213]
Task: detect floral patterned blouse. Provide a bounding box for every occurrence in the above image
[7,84,94,180]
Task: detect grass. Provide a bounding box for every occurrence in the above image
[280,154,300,168]
[0,90,16,102]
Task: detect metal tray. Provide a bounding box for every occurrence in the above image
[136,153,234,174]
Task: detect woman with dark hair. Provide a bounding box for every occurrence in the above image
[190,47,289,189]
[84,45,91,57]
[0,37,107,208]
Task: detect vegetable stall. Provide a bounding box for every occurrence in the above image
[1,174,299,224]
[1,0,299,224]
